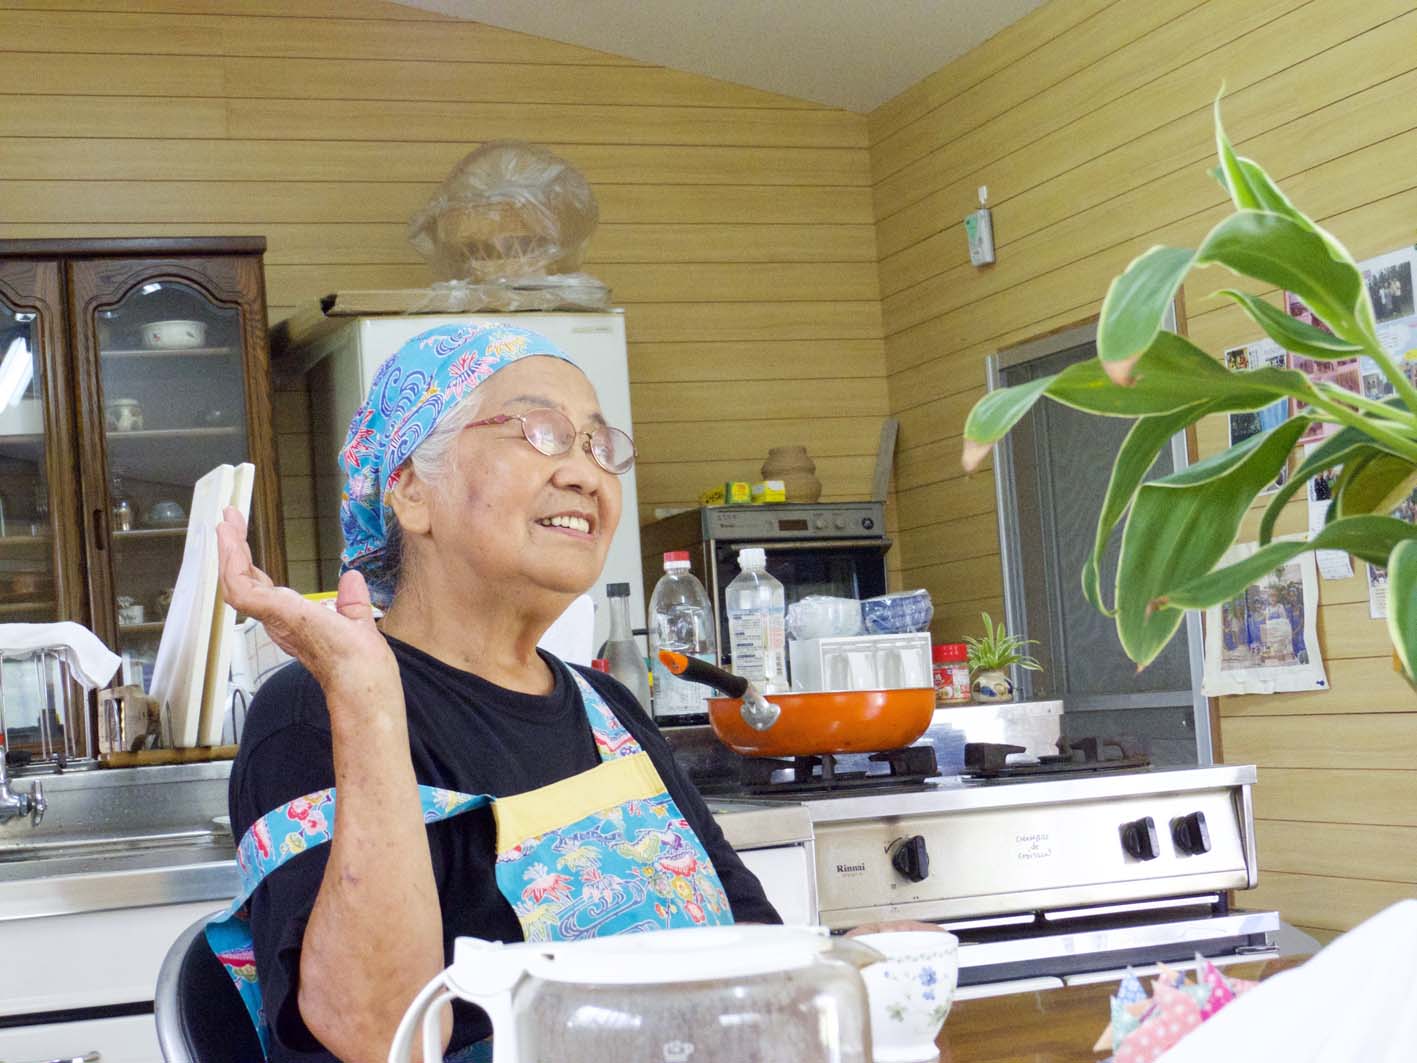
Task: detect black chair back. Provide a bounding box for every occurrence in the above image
[154,914,264,1063]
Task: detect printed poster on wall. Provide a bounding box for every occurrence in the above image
[1202,541,1328,696]
[1223,338,1290,492]
[1303,443,1354,581]
[1364,484,1417,620]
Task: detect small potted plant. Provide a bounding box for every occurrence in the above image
[964,613,1042,703]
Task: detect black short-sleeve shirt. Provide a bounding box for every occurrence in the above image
[229,637,779,1062]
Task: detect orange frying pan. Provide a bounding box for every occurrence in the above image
[658,652,937,758]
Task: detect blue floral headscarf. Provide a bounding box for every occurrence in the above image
[338,323,575,605]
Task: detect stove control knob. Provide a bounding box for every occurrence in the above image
[1120,816,1160,861]
[890,835,930,882]
[813,516,829,530]
[1171,811,1211,855]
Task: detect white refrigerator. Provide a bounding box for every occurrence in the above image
[300,311,644,655]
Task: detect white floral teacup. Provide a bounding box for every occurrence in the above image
[855,930,960,1063]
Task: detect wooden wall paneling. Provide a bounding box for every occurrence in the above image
[216,56,819,110]
[0,138,871,187]
[629,340,887,383]
[873,0,1320,221]
[632,417,885,464]
[881,57,1417,336]
[873,0,1253,210]
[876,3,1417,271]
[0,181,874,227]
[895,472,999,533]
[630,378,888,424]
[0,8,644,65]
[260,262,882,308]
[1222,714,1417,771]
[625,302,883,344]
[872,0,1190,182]
[1252,769,1417,827]
[1222,658,1417,717]
[224,100,865,149]
[869,0,1121,142]
[634,456,878,512]
[1257,820,1417,884]
[0,222,882,267]
[1245,872,1417,935]
[871,0,1417,938]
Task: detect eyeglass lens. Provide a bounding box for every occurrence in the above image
[522,409,635,473]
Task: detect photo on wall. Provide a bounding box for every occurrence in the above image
[1202,542,1328,696]
[1224,339,1290,491]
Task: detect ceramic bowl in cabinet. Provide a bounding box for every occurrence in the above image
[855,930,960,1063]
[141,319,207,349]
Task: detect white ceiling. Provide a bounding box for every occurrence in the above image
[394,0,1047,113]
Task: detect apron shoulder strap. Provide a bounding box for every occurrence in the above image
[232,784,489,910]
[567,667,642,760]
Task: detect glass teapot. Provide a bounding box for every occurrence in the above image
[389,925,880,1063]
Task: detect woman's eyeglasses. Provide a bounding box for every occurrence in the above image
[467,408,637,474]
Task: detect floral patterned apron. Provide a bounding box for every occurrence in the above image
[204,669,734,1059]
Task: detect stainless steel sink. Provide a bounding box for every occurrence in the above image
[0,764,242,920]
[0,828,234,882]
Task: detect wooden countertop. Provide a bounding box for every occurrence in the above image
[935,959,1305,1062]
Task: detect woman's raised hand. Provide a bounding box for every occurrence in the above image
[216,506,396,696]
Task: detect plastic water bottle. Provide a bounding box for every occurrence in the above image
[649,551,718,723]
[725,548,788,692]
[604,582,650,711]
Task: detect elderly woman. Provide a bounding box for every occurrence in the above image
[207,324,778,1063]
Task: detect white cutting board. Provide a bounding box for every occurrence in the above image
[148,464,249,748]
[197,462,253,746]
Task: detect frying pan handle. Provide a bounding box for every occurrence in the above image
[657,651,750,699]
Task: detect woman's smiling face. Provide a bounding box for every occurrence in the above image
[422,356,623,600]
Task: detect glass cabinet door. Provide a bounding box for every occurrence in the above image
[95,280,249,680]
[0,275,67,624]
[0,260,88,765]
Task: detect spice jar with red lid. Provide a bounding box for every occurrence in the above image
[932,643,971,706]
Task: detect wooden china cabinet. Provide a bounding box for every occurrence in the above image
[0,237,284,686]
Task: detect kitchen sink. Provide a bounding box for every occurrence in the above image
[0,828,234,882]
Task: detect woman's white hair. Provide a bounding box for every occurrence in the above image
[382,391,484,595]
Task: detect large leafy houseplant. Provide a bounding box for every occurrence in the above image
[963,95,1417,687]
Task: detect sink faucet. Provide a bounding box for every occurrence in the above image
[0,747,45,826]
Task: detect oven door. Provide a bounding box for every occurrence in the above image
[706,538,891,663]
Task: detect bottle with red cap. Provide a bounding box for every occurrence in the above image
[648,550,717,724]
[932,643,971,706]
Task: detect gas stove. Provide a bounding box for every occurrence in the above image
[666,712,1279,994]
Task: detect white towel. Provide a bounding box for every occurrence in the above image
[0,622,121,690]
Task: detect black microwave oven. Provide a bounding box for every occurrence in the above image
[639,502,891,669]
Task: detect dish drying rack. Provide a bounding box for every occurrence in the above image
[0,646,94,773]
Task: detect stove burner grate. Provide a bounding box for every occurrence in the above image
[736,745,940,795]
[963,735,1151,780]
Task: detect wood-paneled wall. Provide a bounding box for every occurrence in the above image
[870,0,1417,939]
[0,0,888,590]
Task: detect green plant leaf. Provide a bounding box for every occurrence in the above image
[1048,331,1319,416]
[1214,96,1264,213]
[1386,539,1417,688]
[1159,516,1417,610]
[1114,417,1310,667]
[1257,403,1411,544]
[1216,289,1365,360]
[1096,246,1196,381]
[1195,210,1369,348]
[1334,452,1417,519]
[962,374,1056,469]
[1082,401,1219,617]
[963,331,1322,470]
